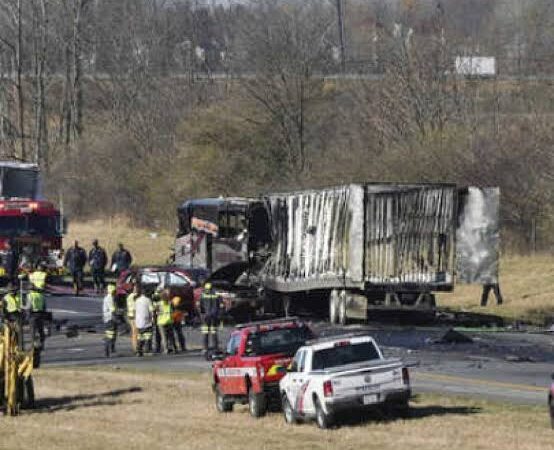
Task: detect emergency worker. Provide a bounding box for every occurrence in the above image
[3,240,20,283]
[126,284,139,352]
[134,284,153,357]
[152,286,163,353]
[111,243,133,276]
[481,282,503,306]
[171,296,187,352]
[2,283,21,336]
[199,282,223,357]
[63,240,87,295]
[28,261,48,348]
[157,289,176,354]
[103,284,118,357]
[89,239,108,293]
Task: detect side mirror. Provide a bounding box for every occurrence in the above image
[210,352,225,361]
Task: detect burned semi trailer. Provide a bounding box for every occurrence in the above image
[260,183,500,323]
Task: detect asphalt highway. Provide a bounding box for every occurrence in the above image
[41,293,554,406]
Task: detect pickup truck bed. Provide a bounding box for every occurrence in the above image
[279,335,411,428]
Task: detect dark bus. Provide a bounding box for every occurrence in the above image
[174,197,271,274]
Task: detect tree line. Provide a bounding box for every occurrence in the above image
[0,0,552,252]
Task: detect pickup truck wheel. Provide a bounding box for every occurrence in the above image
[314,398,333,429]
[215,386,233,413]
[282,395,297,425]
[248,390,267,418]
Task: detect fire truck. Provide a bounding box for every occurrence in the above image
[0,162,65,279]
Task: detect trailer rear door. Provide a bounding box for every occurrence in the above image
[456,187,500,284]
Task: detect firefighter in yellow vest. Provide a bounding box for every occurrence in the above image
[28,261,48,347]
[103,284,118,357]
[156,289,176,354]
[2,282,21,336]
[126,283,139,352]
[171,295,187,352]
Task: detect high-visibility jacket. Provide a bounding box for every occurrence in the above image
[3,293,20,313]
[29,292,45,312]
[127,293,138,319]
[200,290,222,317]
[29,270,47,290]
[103,294,115,323]
[157,302,173,326]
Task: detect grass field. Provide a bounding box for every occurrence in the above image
[438,255,554,325]
[0,368,551,450]
[66,217,174,266]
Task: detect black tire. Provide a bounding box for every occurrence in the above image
[282,394,297,425]
[314,398,333,429]
[419,293,436,309]
[549,397,554,430]
[215,385,233,413]
[248,389,267,418]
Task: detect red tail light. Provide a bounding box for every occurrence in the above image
[402,368,410,385]
[323,380,333,397]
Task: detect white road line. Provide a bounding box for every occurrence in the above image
[50,308,99,317]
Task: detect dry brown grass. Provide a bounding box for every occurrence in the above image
[65,217,175,266]
[438,255,554,324]
[0,368,551,450]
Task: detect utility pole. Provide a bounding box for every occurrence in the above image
[336,0,346,73]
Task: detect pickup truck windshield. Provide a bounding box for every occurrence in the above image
[312,342,380,370]
[246,327,312,356]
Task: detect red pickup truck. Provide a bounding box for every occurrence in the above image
[212,318,314,418]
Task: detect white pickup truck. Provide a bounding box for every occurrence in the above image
[279,334,411,428]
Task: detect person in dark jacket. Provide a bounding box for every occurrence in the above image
[3,240,19,282]
[111,243,133,276]
[89,239,108,293]
[63,240,87,295]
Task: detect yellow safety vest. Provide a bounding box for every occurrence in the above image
[127,293,137,318]
[29,291,45,312]
[157,302,173,326]
[29,270,47,290]
[3,293,20,314]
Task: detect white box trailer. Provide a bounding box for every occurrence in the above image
[261,183,499,323]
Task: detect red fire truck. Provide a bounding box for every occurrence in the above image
[0,162,65,278]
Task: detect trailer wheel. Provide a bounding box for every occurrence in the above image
[282,296,292,318]
[329,290,339,325]
[337,291,348,326]
[416,293,436,309]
